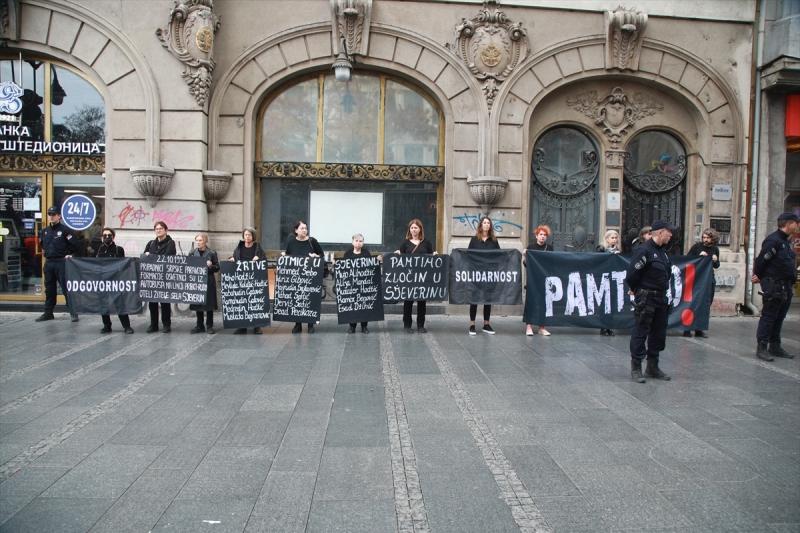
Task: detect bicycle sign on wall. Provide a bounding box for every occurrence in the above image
[61,194,96,231]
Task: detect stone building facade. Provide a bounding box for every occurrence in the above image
[0,0,760,314]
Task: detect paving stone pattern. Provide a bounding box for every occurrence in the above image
[0,311,798,532]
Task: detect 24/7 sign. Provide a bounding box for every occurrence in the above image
[61,194,96,231]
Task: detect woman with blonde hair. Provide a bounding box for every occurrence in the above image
[596,229,621,336]
[190,232,219,334]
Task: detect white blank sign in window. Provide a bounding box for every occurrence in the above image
[309,190,383,244]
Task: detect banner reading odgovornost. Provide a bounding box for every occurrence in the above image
[66,257,141,315]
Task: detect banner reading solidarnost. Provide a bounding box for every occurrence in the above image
[66,257,141,314]
[138,254,208,305]
[381,253,449,303]
[449,249,522,305]
[272,255,324,323]
[334,256,384,324]
[523,250,713,330]
[220,260,270,329]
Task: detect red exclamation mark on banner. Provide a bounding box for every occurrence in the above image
[680,263,695,326]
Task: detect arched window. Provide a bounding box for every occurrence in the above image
[257,73,443,250]
[622,130,687,253]
[530,126,599,251]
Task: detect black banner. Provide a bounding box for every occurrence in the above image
[138,254,208,305]
[381,253,449,303]
[334,256,384,324]
[220,260,270,329]
[523,251,713,330]
[449,249,522,305]
[272,255,324,323]
[66,257,141,315]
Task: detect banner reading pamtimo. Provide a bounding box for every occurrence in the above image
[273,255,324,323]
[66,257,140,314]
[449,249,522,305]
[220,260,270,329]
[523,251,712,330]
[334,256,384,324]
[138,254,208,305]
[382,253,449,303]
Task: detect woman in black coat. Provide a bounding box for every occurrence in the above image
[341,232,372,334]
[143,220,176,333]
[229,227,266,334]
[596,229,621,336]
[468,216,500,335]
[395,218,435,333]
[525,225,553,336]
[684,228,721,338]
[283,220,324,334]
[97,227,133,334]
[190,233,219,334]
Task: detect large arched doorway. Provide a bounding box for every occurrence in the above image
[622,130,687,254]
[255,72,444,252]
[529,126,600,251]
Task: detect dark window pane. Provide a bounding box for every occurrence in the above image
[0,59,45,143]
[51,65,105,145]
[261,78,319,162]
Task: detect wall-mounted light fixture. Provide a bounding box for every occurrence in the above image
[332,36,353,82]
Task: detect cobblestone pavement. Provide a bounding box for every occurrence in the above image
[0,311,798,532]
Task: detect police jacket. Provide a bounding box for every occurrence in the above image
[626,239,672,292]
[144,235,177,256]
[96,242,125,258]
[41,222,78,259]
[754,229,796,282]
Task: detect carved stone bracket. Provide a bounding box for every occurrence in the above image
[0,0,20,42]
[130,165,175,207]
[605,149,627,169]
[450,0,528,110]
[467,174,507,214]
[331,0,372,56]
[156,0,220,107]
[202,170,232,212]
[567,86,662,148]
[605,6,647,71]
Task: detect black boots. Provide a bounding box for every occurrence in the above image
[756,341,773,361]
[645,360,671,381]
[631,360,645,383]
[768,342,794,359]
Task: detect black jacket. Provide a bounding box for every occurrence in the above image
[189,247,219,311]
[144,235,176,256]
[626,238,672,292]
[754,229,796,282]
[468,236,500,250]
[42,222,79,259]
[284,236,324,257]
[96,242,125,258]
[232,240,265,261]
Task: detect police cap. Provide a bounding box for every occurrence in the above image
[651,220,677,232]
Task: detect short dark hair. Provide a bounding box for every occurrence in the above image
[153,221,168,231]
[101,227,115,238]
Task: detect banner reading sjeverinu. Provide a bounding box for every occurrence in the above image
[66,257,141,314]
[523,251,712,330]
[335,256,384,324]
[449,249,522,305]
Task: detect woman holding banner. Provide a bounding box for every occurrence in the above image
[97,227,133,334]
[596,229,621,336]
[190,233,219,335]
[143,221,176,333]
[396,218,435,333]
[525,225,553,336]
[284,220,324,334]
[684,228,720,338]
[342,233,372,334]
[230,227,266,334]
[468,216,499,335]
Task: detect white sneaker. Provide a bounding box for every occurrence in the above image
[539,327,551,336]
[525,326,534,336]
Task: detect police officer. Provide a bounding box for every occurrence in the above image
[36,206,79,322]
[752,212,798,361]
[626,220,676,383]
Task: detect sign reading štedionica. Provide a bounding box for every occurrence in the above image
[61,194,96,231]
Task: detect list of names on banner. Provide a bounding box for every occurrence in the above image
[138,254,208,304]
[334,256,384,324]
[220,260,270,329]
[272,255,324,323]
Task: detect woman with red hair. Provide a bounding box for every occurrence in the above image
[525,225,553,336]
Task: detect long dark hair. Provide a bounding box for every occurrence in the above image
[474,216,496,241]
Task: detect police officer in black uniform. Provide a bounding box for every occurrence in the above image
[625,220,676,383]
[752,212,798,361]
[36,206,79,322]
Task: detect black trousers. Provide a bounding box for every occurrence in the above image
[349,322,368,328]
[757,279,793,344]
[469,304,491,322]
[195,311,214,327]
[102,314,130,328]
[630,294,668,362]
[148,302,171,327]
[43,259,70,313]
[403,300,426,328]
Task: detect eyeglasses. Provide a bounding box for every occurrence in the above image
[102,234,113,238]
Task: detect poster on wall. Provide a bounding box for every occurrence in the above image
[220,260,270,329]
[138,254,207,305]
[272,255,324,323]
[334,256,384,324]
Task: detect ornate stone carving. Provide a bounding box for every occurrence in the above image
[156,0,220,107]
[254,161,444,182]
[130,166,175,207]
[331,0,371,57]
[566,87,662,148]
[0,154,104,173]
[202,170,232,212]
[450,0,528,110]
[605,149,627,169]
[0,0,20,42]
[467,174,507,214]
[605,6,647,71]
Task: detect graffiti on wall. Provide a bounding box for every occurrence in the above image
[114,203,195,230]
[116,203,150,228]
[453,213,523,234]
[152,209,194,230]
